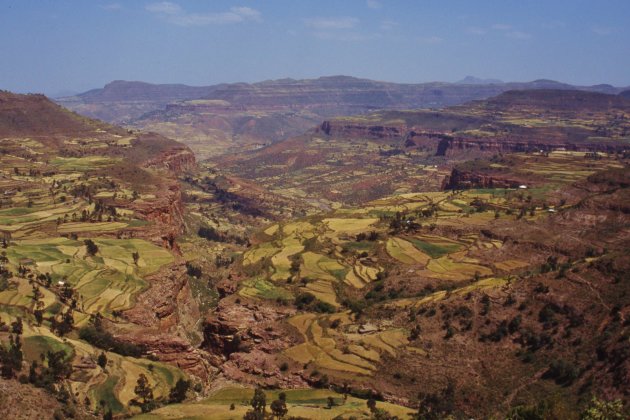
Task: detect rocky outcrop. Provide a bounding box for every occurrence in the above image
[143,146,196,174]
[137,334,212,380]
[443,168,523,190]
[318,120,406,139]
[124,261,189,326]
[121,260,212,379]
[436,136,627,157]
[202,298,306,387]
[130,183,186,238]
[203,299,296,356]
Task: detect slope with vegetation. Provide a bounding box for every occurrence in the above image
[1,87,629,419]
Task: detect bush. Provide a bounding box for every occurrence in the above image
[78,325,144,357]
[544,359,579,386]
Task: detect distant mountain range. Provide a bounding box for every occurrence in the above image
[455,76,504,85]
[55,76,630,158]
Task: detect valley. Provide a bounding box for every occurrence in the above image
[1,86,629,419]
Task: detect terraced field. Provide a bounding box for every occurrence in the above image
[0,306,186,414]
[283,312,409,378]
[388,276,510,309]
[135,387,415,419]
[239,187,542,314]
[1,238,173,319]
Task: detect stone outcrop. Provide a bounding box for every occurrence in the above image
[124,261,189,326]
[143,146,196,173]
[136,334,212,380]
[130,183,186,238]
[436,136,627,157]
[120,260,212,379]
[443,168,523,190]
[318,120,406,139]
[202,298,300,384]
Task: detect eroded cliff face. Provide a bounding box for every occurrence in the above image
[318,120,406,139]
[319,118,629,157]
[143,146,196,173]
[201,297,305,387]
[435,136,627,158]
[127,146,195,243]
[117,144,213,379]
[443,168,524,190]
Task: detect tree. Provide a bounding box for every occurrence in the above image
[244,387,267,420]
[251,387,266,413]
[0,333,23,378]
[327,396,335,409]
[581,397,626,420]
[97,352,107,369]
[169,378,190,403]
[132,251,140,265]
[270,398,288,419]
[34,308,44,326]
[11,317,23,335]
[84,239,98,256]
[367,397,377,413]
[132,373,155,413]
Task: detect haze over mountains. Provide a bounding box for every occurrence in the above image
[57,76,629,158]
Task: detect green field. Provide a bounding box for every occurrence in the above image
[134,387,415,419]
[3,237,174,317]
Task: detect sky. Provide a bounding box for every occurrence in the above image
[1,0,629,96]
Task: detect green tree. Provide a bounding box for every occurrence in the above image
[84,239,99,256]
[581,397,626,420]
[251,387,266,413]
[367,397,377,413]
[169,378,190,403]
[270,398,288,419]
[244,387,267,420]
[132,373,155,413]
[97,352,107,369]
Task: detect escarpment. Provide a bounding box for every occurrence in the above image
[442,167,524,190]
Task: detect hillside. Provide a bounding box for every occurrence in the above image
[217,89,630,206]
[0,92,205,417]
[57,77,629,158]
[2,87,629,419]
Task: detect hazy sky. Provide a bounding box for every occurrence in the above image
[1,0,629,95]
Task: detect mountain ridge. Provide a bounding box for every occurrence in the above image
[55,77,630,158]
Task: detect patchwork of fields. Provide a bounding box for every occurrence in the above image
[0,129,190,415]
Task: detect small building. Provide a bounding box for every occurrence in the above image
[519,185,528,189]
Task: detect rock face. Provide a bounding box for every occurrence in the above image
[318,120,406,139]
[134,334,212,380]
[131,183,186,238]
[121,259,212,380]
[435,134,627,157]
[443,168,523,190]
[143,145,196,173]
[316,90,630,158]
[202,298,303,386]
